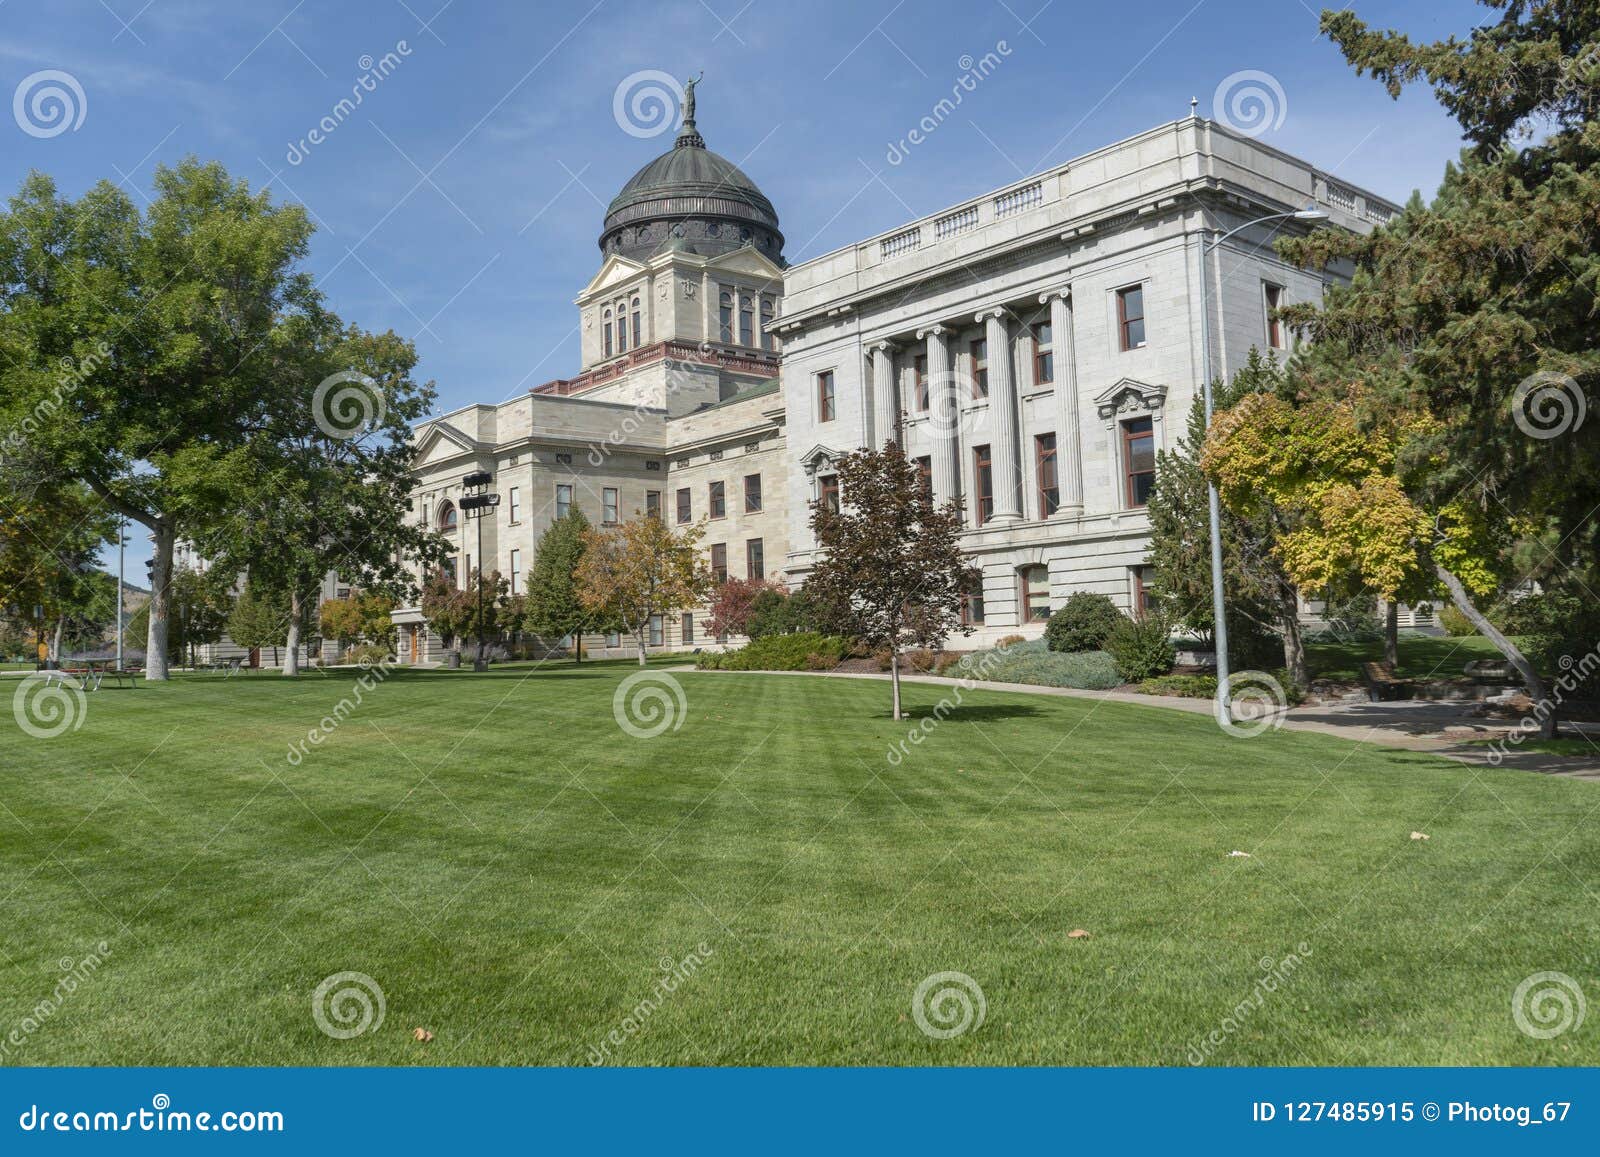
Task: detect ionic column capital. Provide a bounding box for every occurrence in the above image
[915,323,949,340]
[1038,285,1072,305]
[868,338,899,356]
[974,305,1010,325]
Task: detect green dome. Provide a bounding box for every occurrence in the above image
[600,105,783,263]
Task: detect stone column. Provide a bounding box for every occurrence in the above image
[979,308,1022,522]
[919,324,960,508]
[1042,287,1084,515]
[869,340,899,446]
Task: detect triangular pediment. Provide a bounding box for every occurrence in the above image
[413,421,479,469]
[700,245,784,281]
[797,443,839,474]
[1093,377,1167,420]
[577,254,649,300]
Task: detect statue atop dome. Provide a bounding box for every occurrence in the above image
[676,71,705,150]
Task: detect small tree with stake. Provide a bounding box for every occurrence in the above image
[806,442,972,720]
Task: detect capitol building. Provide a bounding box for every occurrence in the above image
[392,91,1398,663]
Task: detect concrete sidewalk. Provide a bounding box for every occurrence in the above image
[681,666,1600,782]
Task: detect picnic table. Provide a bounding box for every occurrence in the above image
[54,659,140,691]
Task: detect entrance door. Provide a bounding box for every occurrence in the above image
[408,626,419,664]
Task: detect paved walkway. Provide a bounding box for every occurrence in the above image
[683,666,1600,782]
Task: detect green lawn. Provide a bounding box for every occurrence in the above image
[2,663,1597,1066]
[1306,632,1519,682]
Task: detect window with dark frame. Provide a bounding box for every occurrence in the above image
[1117,284,1146,350]
[645,490,661,519]
[1133,565,1156,619]
[744,473,762,512]
[631,296,641,348]
[709,480,726,519]
[681,613,694,646]
[969,339,989,397]
[617,302,628,352]
[817,370,836,422]
[603,309,613,358]
[914,455,933,505]
[913,353,929,410]
[602,487,619,525]
[676,487,691,524]
[1032,320,1054,384]
[739,295,754,346]
[555,484,573,520]
[760,297,776,351]
[1123,416,1155,507]
[1264,283,1285,348]
[1020,564,1051,622]
[818,473,840,514]
[648,615,664,647]
[746,538,764,579]
[961,576,986,626]
[719,289,734,343]
[1036,432,1059,517]
[710,543,728,584]
[973,444,994,525]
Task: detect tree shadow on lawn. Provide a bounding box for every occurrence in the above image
[893,702,1044,723]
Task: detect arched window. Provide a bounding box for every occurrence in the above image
[739,295,754,346]
[603,308,613,358]
[760,297,776,351]
[718,290,733,343]
[616,299,628,352]
[437,501,458,534]
[631,296,642,348]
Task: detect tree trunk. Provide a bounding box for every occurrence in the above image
[574,629,582,664]
[1435,563,1553,739]
[1276,587,1309,687]
[636,626,648,666]
[1383,600,1399,667]
[282,590,303,677]
[145,519,175,680]
[889,648,903,720]
[50,617,64,664]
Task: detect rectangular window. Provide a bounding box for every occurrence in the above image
[1117,284,1146,350]
[509,548,522,596]
[915,455,933,504]
[605,631,621,648]
[719,288,734,343]
[617,308,628,353]
[1032,320,1054,384]
[710,543,728,584]
[973,444,994,525]
[1123,416,1155,507]
[818,473,840,514]
[632,302,642,347]
[969,339,988,397]
[555,483,573,520]
[681,613,694,646]
[961,579,986,626]
[648,614,663,647]
[744,473,762,512]
[1021,564,1051,622]
[602,487,619,525]
[645,490,661,519]
[1264,283,1285,348]
[739,296,754,346]
[443,556,458,585]
[709,480,726,519]
[1134,565,1156,619]
[676,487,691,524]
[1035,432,1059,517]
[508,485,522,523]
[817,370,836,422]
[603,318,613,358]
[746,538,764,579]
[913,353,929,410]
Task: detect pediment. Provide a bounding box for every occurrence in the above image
[1093,377,1167,421]
[413,421,479,468]
[701,245,784,281]
[797,443,839,475]
[577,254,649,300]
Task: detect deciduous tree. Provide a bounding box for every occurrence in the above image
[575,516,710,665]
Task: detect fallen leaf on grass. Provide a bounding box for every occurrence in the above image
[1410,831,1430,841]
[1227,850,1253,858]
[412,1027,434,1042]
[1067,928,1091,939]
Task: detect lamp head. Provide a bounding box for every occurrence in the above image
[1293,205,1329,221]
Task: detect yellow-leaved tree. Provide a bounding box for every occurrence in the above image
[574,515,711,665]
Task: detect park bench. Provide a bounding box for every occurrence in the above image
[1362,661,1412,703]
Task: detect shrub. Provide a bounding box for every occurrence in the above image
[996,634,1027,648]
[1437,605,1479,636]
[1105,614,1175,682]
[905,648,938,673]
[1139,673,1218,699]
[934,652,966,675]
[346,643,393,668]
[699,632,850,672]
[1045,592,1124,653]
[956,639,1123,690]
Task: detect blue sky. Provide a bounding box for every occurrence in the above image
[1,0,1484,578]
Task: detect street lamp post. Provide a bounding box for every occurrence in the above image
[1196,203,1328,716]
[459,470,500,673]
